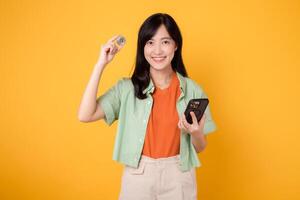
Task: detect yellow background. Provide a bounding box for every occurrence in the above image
[1,0,299,199]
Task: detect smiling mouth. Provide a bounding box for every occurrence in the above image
[152,57,166,62]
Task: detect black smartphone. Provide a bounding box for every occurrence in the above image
[184,98,209,124]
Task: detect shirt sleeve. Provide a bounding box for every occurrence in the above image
[96,79,123,126]
[194,84,217,135]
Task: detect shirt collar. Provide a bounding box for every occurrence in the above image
[143,71,187,95]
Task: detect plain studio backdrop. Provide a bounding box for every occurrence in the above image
[0,0,299,199]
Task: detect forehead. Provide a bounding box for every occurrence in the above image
[151,25,172,40]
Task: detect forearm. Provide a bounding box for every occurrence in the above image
[77,62,106,120]
[191,131,207,153]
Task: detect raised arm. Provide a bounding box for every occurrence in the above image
[77,35,124,122]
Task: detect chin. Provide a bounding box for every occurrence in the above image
[148,60,170,71]
[150,64,169,71]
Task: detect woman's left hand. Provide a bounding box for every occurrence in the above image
[178,111,205,136]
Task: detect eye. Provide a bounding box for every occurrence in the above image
[146,40,153,45]
[163,40,170,44]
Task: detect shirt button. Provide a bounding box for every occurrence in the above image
[148,101,151,105]
[143,119,146,123]
[139,138,143,143]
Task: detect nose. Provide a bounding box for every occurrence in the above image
[154,43,163,54]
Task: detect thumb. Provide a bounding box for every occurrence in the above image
[200,114,206,126]
[190,111,198,125]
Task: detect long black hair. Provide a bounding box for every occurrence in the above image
[131,13,188,100]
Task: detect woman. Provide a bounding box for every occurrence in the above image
[78,13,217,200]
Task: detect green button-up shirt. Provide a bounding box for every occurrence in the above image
[97,71,217,172]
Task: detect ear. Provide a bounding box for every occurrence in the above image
[175,45,178,51]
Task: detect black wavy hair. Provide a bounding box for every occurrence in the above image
[131,13,188,100]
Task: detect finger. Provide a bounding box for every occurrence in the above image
[177,120,181,129]
[108,43,116,55]
[179,117,185,130]
[178,117,183,127]
[200,114,206,126]
[179,119,188,133]
[104,44,111,54]
[190,111,198,125]
[198,115,205,130]
[115,42,124,52]
[107,35,119,44]
[104,43,112,52]
[111,41,121,53]
[110,45,118,54]
[182,114,191,129]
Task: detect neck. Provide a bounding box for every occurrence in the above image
[150,65,174,88]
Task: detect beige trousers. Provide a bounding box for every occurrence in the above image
[118,154,197,200]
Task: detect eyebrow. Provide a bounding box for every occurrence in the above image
[150,37,172,40]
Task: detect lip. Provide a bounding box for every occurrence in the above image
[151,56,166,61]
[152,57,166,63]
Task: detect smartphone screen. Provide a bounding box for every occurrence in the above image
[184,98,209,124]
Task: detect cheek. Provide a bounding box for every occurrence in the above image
[144,51,152,62]
[144,51,150,61]
[144,54,152,65]
[144,46,150,55]
[167,52,175,61]
[165,47,175,57]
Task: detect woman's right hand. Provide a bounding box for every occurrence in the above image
[97,35,124,66]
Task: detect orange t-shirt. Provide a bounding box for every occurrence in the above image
[142,71,181,158]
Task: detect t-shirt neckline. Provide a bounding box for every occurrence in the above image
[155,71,176,92]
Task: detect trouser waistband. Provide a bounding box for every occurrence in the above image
[140,154,180,164]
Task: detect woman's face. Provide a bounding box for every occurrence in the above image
[144,24,177,71]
